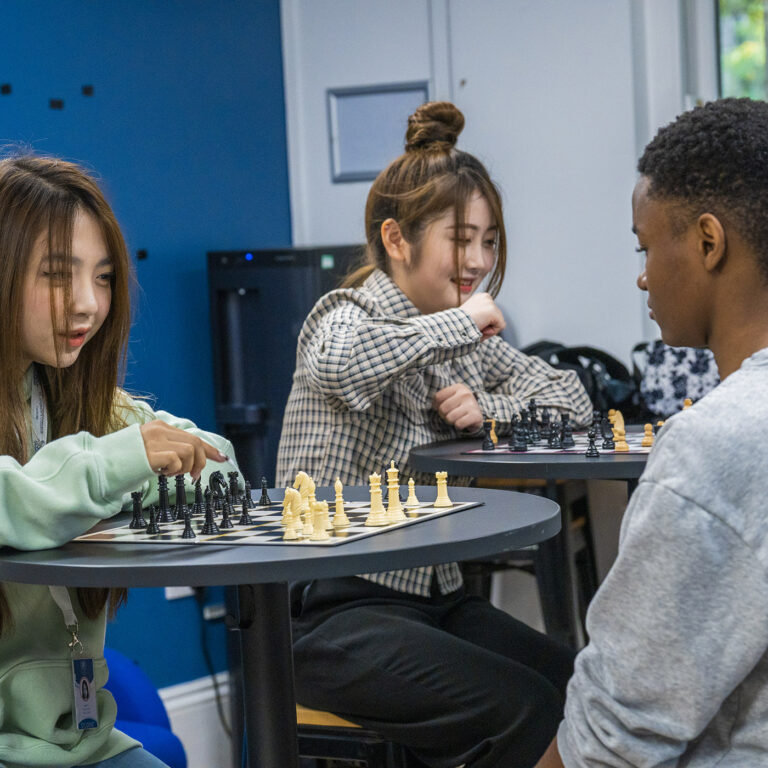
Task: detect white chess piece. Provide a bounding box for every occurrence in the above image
[404,478,420,509]
[365,472,387,526]
[333,477,350,528]
[310,501,331,540]
[386,461,406,522]
[433,471,453,507]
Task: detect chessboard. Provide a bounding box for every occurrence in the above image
[75,498,482,547]
[464,429,652,455]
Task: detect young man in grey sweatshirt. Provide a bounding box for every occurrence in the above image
[537,98,768,768]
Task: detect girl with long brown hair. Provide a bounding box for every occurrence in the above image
[276,102,592,767]
[0,154,235,768]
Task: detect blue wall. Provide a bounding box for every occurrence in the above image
[1,0,291,686]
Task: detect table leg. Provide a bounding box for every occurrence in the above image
[237,582,300,768]
[534,479,578,648]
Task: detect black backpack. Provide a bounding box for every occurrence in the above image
[522,340,644,420]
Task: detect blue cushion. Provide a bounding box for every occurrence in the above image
[114,719,187,768]
[103,648,171,729]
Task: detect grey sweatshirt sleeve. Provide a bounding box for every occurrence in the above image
[558,478,768,767]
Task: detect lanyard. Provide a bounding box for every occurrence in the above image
[29,369,83,655]
[30,366,48,454]
[48,586,85,656]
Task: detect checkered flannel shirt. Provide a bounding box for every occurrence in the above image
[276,269,592,597]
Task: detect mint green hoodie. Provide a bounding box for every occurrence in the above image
[0,367,237,768]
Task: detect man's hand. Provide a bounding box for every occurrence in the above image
[433,384,484,431]
[461,292,505,339]
[140,420,228,481]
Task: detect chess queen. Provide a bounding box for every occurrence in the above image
[277,101,592,768]
[0,155,237,768]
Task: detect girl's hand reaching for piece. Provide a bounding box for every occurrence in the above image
[140,420,228,481]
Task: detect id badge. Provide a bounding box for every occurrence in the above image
[72,657,98,730]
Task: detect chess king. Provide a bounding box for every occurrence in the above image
[0,154,236,768]
[275,100,591,768]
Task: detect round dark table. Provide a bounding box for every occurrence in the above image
[0,485,560,768]
[408,438,649,646]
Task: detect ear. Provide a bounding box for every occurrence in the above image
[381,218,411,266]
[696,213,726,272]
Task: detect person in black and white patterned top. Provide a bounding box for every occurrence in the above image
[277,101,592,768]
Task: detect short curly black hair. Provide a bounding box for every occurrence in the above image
[638,97,768,279]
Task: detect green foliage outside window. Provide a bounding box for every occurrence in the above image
[719,0,768,98]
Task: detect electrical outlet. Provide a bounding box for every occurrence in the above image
[164,586,194,600]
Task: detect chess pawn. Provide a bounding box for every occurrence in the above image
[404,478,420,509]
[146,505,161,534]
[584,428,600,458]
[259,476,271,506]
[683,397,693,409]
[365,472,387,526]
[601,417,615,450]
[386,461,406,522]
[310,501,331,541]
[333,478,350,528]
[434,471,453,507]
[641,423,654,448]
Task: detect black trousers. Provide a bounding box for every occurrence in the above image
[292,577,574,768]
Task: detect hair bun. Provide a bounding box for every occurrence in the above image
[405,101,464,152]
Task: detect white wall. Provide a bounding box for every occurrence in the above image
[282,0,717,363]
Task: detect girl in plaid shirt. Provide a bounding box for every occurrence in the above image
[278,102,592,768]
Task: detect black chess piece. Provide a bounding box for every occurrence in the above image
[511,418,528,452]
[157,475,173,523]
[208,471,226,511]
[129,491,147,529]
[237,494,254,526]
[243,481,254,510]
[601,417,615,450]
[528,399,540,442]
[592,409,603,435]
[180,498,196,538]
[540,408,551,440]
[191,477,203,517]
[220,490,234,529]
[259,476,271,506]
[200,489,220,535]
[548,421,563,449]
[173,474,188,521]
[228,471,240,502]
[520,410,533,444]
[481,418,495,451]
[146,505,161,535]
[585,427,600,458]
[560,413,575,448]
